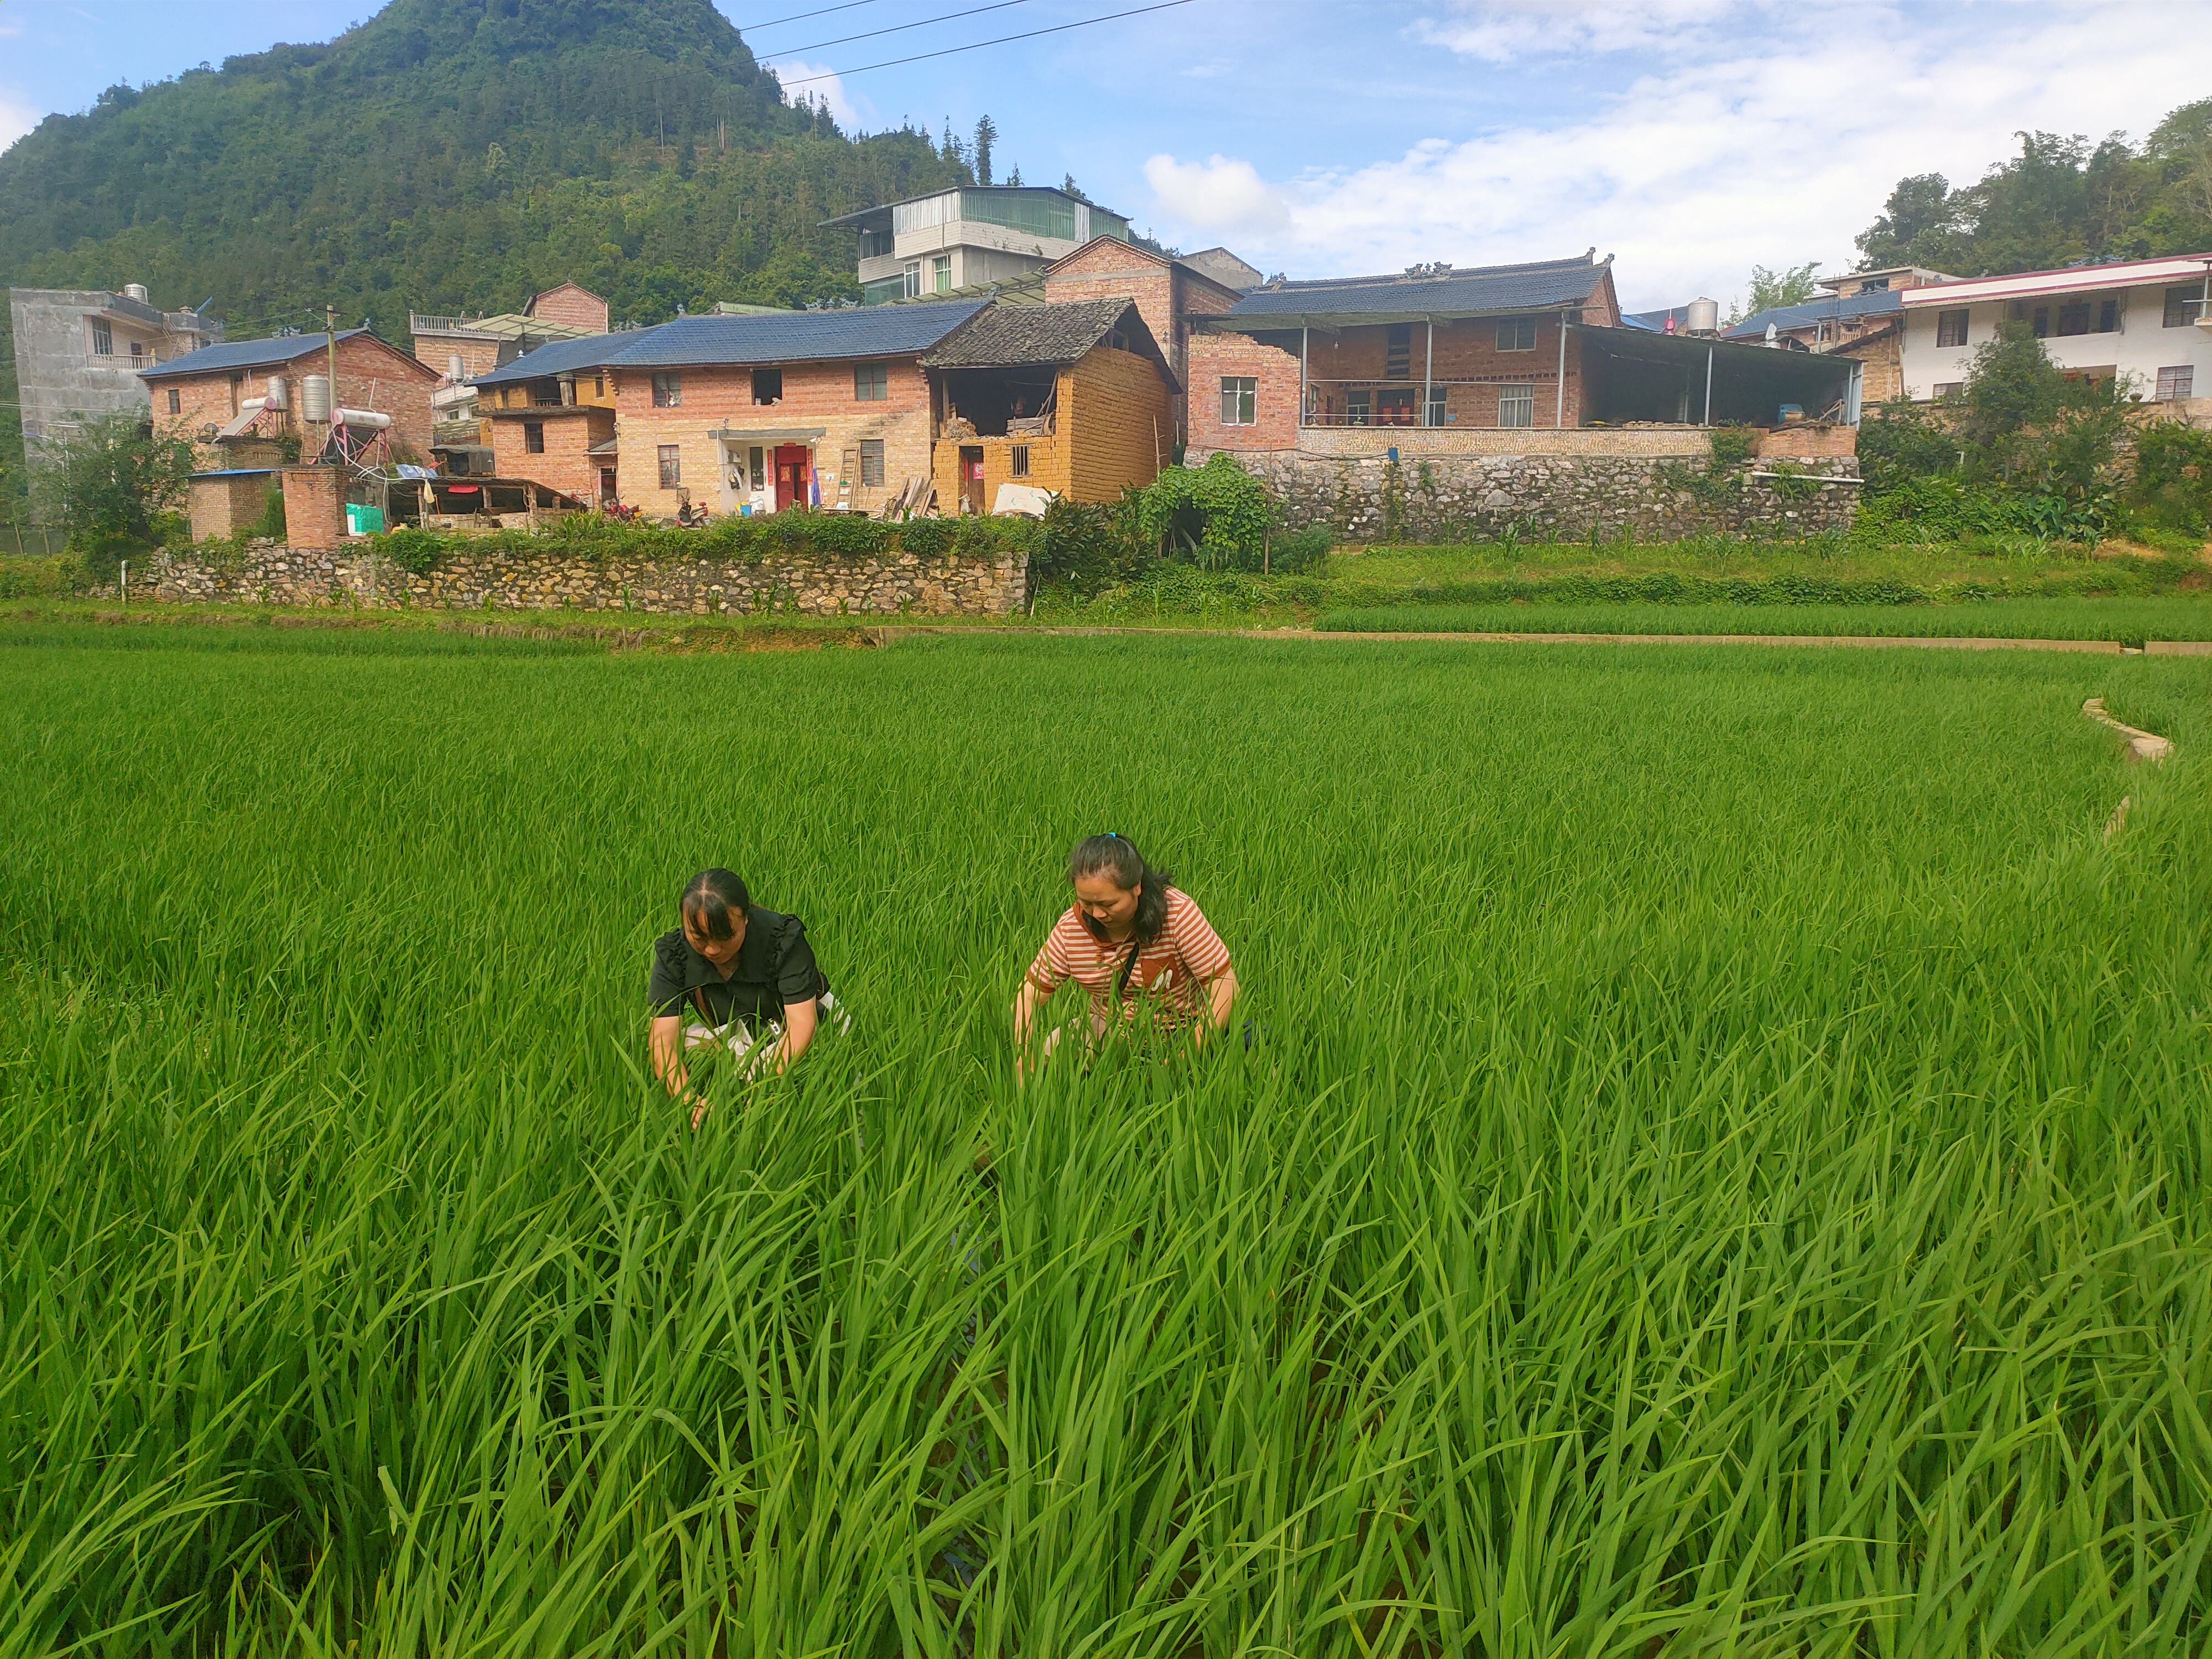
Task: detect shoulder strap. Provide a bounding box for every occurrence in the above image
[1114,933,1144,999]
[691,985,713,1026]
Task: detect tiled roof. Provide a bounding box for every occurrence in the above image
[1221,255,1607,320]
[139,329,372,379]
[469,329,657,388]
[1725,289,1900,338]
[604,300,990,367]
[919,298,1157,371]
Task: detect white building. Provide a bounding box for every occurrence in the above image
[9,284,222,460]
[824,186,1132,306]
[1898,254,2212,414]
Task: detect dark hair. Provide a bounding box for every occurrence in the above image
[680,868,750,942]
[1068,833,1171,941]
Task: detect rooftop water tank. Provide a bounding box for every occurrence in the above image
[1685,297,1720,336]
[301,374,331,422]
[264,375,288,410]
[122,283,149,302]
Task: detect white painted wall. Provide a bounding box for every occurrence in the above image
[1901,275,2211,405]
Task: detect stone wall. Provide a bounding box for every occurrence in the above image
[149,539,1028,617]
[1188,447,1862,541]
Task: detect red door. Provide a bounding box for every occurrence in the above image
[774,445,811,512]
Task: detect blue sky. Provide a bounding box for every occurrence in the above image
[2,0,2205,310]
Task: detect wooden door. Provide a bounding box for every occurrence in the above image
[774,445,810,512]
[959,446,985,516]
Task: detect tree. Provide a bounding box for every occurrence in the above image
[1953,322,2126,502]
[33,410,194,568]
[1728,261,1821,326]
[1062,173,1088,201]
[972,114,997,187]
[1855,173,1959,269]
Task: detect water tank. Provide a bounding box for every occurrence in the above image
[1685,297,1720,336]
[122,283,149,302]
[263,375,288,410]
[447,353,465,380]
[333,407,392,431]
[301,374,331,422]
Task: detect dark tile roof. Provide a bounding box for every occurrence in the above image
[469,329,656,388]
[1221,255,1607,321]
[604,300,990,367]
[139,329,373,379]
[919,298,1159,372]
[1725,289,1900,338]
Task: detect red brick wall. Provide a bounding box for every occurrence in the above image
[185,472,277,541]
[1185,332,1303,452]
[1301,316,1588,428]
[280,465,345,549]
[612,356,934,516]
[413,334,508,379]
[1045,245,1177,374]
[528,284,611,333]
[154,337,438,468]
[489,406,616,501]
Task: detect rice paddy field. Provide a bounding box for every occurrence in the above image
[4,621,2211,1656]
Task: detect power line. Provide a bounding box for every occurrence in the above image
[776,0,1031,58]
[737,0,885,30]
[772,0,1198,85]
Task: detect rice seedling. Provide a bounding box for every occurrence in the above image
[2,628,2208,1655]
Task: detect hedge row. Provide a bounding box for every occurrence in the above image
[364,510,1040,575]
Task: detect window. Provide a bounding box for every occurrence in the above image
[749,446,766,488]
[1932,382,1963,400]
[752,368,782,405]
[129,341,146,365]
[658,445,681,488]
[2031,306,2049,338]
[2156,366,2195,401]
[862,275,907,306]
[1936,309,1970,348]
[1010,444,1029,479]
[859,228,894,259]
[2165,286,2201,328]
[2097,297,2119,333]
[531,382,561,406]
[524,421,545,453]
[1426,385,1447,426]
[1859,275,1891,292]
[1347,389,1370,426]
[1385,322,1412,378]
[1497,383,1534,428]
[1220,375,1258,426]
[165,387,180,414]
[1496,317,1537,352]
[651,371,681,408]
[902,261,922,299]
[932,254,952,294]
[592,374,604,397]
[860,438,886,486]
[90,319,112,356]
[854,362,889,401]
[2056,300,2091,337]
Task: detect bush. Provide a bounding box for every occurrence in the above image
[375,526,445,575]
[255,487,287,544]
[0,555,81,598]
[1134,455,1275,567]
[1267,526,1333,572]
[1027,496,1145,597]
[2130,421,2212,538]
[1857,402,1959,495]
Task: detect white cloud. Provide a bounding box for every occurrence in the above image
[1417,0,1743,62]
[1144,4,2212,309]
[1141,152,1290,234]
[0,86,36,152]
[770,60,864,133]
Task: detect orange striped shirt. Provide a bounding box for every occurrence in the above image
[1027,887,1233,1031]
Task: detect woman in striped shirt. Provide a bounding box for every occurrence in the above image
[1014,834,1238,1074]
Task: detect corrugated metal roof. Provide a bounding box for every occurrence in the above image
[918,298,1144,369]
[1220,255,1606,320]
[604,300,990,367]
[1621,305,1693,333]
[469,328,658,388]
[1725,289,1900,338]
[139,329,372,379]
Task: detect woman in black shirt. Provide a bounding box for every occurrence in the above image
[648,868,844,1128]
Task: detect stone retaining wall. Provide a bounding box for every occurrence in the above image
[1188,448,1861,541]
[152,541,1027,616]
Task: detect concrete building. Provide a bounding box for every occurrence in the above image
[1898,254,2212,412]
[9,284,222,460]
[825,186,1133,306]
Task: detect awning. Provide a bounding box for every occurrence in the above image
[706,425,828,444]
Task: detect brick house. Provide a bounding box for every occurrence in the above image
[1724,267,1955,404]
[526,282,611,335]
[140,330,439,470]
[465,331,647,502]
[918,298,1178,514]
[1041,237,1253,442]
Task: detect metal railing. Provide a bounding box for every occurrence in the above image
[409,312,488,335]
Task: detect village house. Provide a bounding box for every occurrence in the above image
[1040,237,1254,440]
[9,283,222,461]
[920,298,1177,514]
[1725,267,1955,403]
[1188,252,1868,463]
[603,301,991,517]
[409,283,611,474]
[1898,253,2212,412]
[825,184,1134,305]
[466,331,649,503]
[139,330,440,471]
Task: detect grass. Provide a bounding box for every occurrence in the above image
[3,628,2211,1653]
[1318,596,2212,641]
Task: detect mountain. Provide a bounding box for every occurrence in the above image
[0,0,971,510]
[1855,97,2212,275]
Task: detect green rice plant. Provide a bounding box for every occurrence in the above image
[1318,596,2212,641]
[1,628,2209,1654]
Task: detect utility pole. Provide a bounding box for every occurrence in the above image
[325,304,340,464]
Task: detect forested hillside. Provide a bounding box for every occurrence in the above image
[1856,96,2212,273]
[0,0,972,510]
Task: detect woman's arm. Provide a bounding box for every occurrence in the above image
[1191,967,1239,1046]
[1013,978,1053,1079]
[775,997,818,1071]
[650,1014,689,1097]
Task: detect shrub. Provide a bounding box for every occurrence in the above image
[1029,497,1145,596]
[2130,420,2212,538]
[1856,402,1959,495]
[1267,526,1333,572]
[375,526,445,575]
[1135,455,1275,567]
[899,518,953,557]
